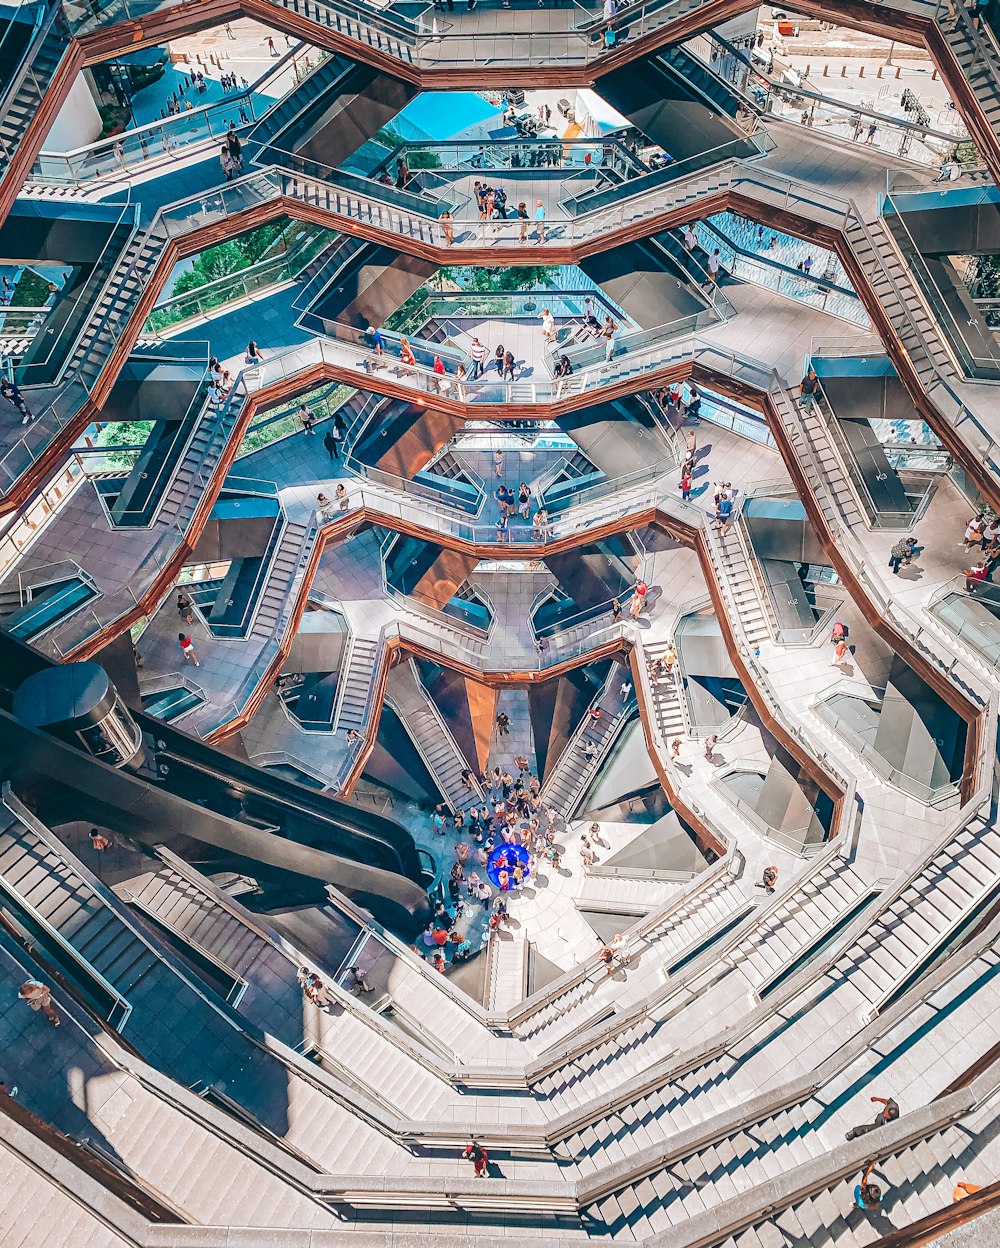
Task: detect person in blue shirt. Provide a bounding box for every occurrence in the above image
[366,325,384,357]
[716,494,734,536]
[853,1162,881,1211]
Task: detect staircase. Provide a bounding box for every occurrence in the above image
[0,6,68,190]
[0,797,159,1027]
[711,521,773,650]
[641,642,688,746]
[269,0,416,67]
[727,854,871,988]
[333,633,379,731]
[835,809,1000,1019]
[540,678,633,819]
[486,931,528,1011]
[769,386,868,532]
[387,660,481,811]
[248,520,313,642]
[67,222,168,389]
[939,8,1000,160]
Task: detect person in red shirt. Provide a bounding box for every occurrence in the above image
[629,580,648,620]
[965,562,989,593]
[464,1140,489,1177]
[680,471,693,501]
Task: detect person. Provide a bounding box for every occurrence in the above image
[682,222,698,252]
[178,633,200,667]
[464,1140,489,1177]
[345,964,372,993]
[19,980,60,1025]
[831,638,849,668]
[865,120,878,145]
[540,308,557,344]
[298,403,316,435]
[686,387,702,423]
[630,579,647,619]
[846,1094,899,1139]
[965,560,989,592]
[888,536,913,575]
[317,492,334,521]
[598,943,616,975]
[716,493,734,536]
[953,1181,984,1201]
[517,201,529,244]
[432,355,448,393]
[533,199,546,243]
[799,367,821,410]
[830,621,849,646]
[706,248,721,284]
[89,827,112,851]
[554,353,572,395]
[611,598,622,622]
[620,680,632,702]
[366,325,384,359]
[517,482,531,519]
[323,427,338,461]
[680,468,693,501]
[581,739,597,761]
[963,515,985,550]
[853,1162,882,1211]
[580,838,598,867]
[177,591,194,624]
[440,209,454,245]
[610,932,632,966]
[399,336,417,375]
[496,711,511,736]
[335,483,349,511]
[704,733,718,760]
[759,865,778,893]
[244,340,264,366]
[1,378,31,423]
[663,643,677,673]
[219,143,236,181]
[671,737,682,759]
[469,337,487,380]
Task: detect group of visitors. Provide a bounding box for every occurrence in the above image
[961,512,1000,592]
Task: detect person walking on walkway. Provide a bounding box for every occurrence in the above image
[757,865,778,893]
[680,468,693,501]
[963,514,986,550]
[831,638,849,668]
[178,633,200,667]
[517,201,529,244]
[846,1094,899,1139]
[298,403,316,435]
[176,592,194,624]
[682,222,698,252]
[464,1140,489,1177]
[706,248,721,285]
[365,325,384,361]
[496,711,511,736]
[470,338,487,380]
[1,378,31,423]
[18,980,60,1026]
[440,209,454,245]
[533,199,546,243]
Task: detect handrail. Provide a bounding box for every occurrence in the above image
[0,785,133,1029]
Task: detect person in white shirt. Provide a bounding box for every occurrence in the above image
[682,223,698,252]
[707,248,721,283]
[540,308,556,342]
[469,337,487,379]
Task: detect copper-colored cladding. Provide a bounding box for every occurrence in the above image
[8,183,1000,519]
[464,679,500,775]
[5,0,993,232]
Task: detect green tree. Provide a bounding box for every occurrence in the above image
[446,266,556,293]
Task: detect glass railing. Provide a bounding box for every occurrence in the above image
[706,32,975,171]
[882,188,1000,377]
[694,219,869,327]
[0,306,53,338]
[143,227,329,333]
[813,683,961,806]
[560,132,771,216]
[386,289,626,334]
[362,133,646,182]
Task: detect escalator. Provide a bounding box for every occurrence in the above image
[5,199,139,387]
[0,633,431,932]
